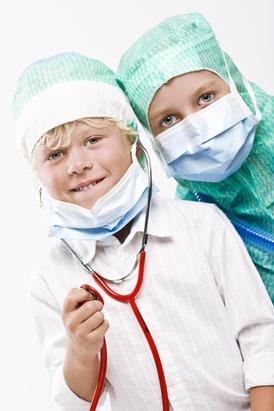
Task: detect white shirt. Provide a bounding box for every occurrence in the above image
[30,196,274,411]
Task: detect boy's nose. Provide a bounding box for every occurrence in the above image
[66,150,93,175]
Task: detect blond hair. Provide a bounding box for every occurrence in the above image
[34,117,137,153]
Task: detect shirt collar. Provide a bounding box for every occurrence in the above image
[65,194,172,264]
[130,194,172,240]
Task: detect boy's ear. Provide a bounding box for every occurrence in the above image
[135,144,146,168]
[136,144,141,159]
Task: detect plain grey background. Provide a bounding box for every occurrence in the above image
[1,1,273,410]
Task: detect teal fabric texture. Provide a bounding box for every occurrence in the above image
[14,52,118,120]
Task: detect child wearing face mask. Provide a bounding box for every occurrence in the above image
[14,52,274,411]
[118,12,274,303]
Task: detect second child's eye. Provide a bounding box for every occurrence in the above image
[198,93,215,106]
[160,114,178,128]
[86,136,101,146]
[47,151,63,161]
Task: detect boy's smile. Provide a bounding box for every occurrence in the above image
[33,123,133,209]
[148,70,230,136]
[71,177,105,192]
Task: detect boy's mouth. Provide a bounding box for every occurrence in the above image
[72,178,105,192]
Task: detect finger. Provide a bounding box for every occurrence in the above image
[73,299,104,324]
[91,319,110,340]
[85,319,109,342]
[77,309,105,335]
[63,288,94,313]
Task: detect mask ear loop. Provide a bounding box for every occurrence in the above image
[38,186,44,208]
[137,121,172,178]
[130,138,141,165]
[241,77,262,121]
[221,50,262,121]
[128,120,145,166]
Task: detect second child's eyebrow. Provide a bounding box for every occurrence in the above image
[149,107,175,121]
[149,80,221,121]
[193,81,219,97]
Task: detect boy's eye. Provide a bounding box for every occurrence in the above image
[86,136,101,146]
[160,114,178,128]
[47,151,63,161]
[198,93,215,106]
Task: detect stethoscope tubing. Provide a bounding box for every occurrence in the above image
[63,142,169,410]
[86,250,169,410]
[80,284,107,411]
[91,339,107,411]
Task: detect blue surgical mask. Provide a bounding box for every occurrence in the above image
[155,90,259,182]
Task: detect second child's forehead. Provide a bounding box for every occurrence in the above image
[165,70,227,93]
[149,70,228,114]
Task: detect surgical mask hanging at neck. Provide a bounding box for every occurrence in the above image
[154,56,261,183]
[40,140,151,240]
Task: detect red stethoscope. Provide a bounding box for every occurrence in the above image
[61,143,169,410]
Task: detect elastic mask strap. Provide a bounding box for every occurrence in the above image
[38,187,44,208]
[131,139,138,163]
[138,124,172,178]
[128,121,146,165]
[242,77,262,121]
[221,50,261,121]
[221,50,237,93]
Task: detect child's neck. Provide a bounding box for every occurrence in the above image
[114,221,133,244]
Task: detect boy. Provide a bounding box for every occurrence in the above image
[117,13,274,302]
[14,52,274,410]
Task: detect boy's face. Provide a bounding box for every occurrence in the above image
[148,70,230,136]
[33,123,132,209]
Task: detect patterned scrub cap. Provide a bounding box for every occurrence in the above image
[14,52,137,161]
[118,13,241,130]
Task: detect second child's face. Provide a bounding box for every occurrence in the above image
[34,124,132,209]
[148,70,230,136]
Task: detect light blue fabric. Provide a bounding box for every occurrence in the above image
[48,189,149,240]
[166,117,257,182]
[155,92,258,182]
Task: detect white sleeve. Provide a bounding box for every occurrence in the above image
[198,205,274,391]
[30,272,94,410]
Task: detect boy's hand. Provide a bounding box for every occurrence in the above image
[62,287,109,362]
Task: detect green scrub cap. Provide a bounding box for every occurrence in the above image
[13,52,118,120]
[13,52,137,161]
[118,13,251,130]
